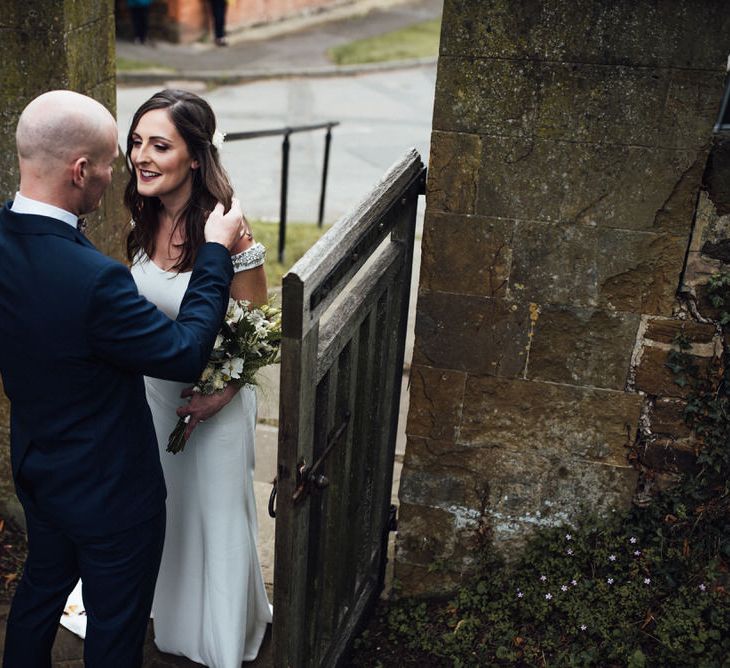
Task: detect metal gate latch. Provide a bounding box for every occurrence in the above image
[292,411,350,504]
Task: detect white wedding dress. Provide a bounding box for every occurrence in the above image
[131,252,272,667]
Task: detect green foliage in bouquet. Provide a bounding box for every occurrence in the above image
[167,299,282,454]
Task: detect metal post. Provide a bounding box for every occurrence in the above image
[279,131,290,264]
[318,125,333,227]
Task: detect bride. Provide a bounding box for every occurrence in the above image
[126,89,271,666]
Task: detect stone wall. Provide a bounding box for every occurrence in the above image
[0,0,128,519]
[396,0,730,596]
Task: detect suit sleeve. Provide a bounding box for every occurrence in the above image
[88,242,234,382]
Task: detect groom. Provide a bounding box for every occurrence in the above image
[0,90,243,667]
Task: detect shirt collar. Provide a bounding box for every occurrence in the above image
[11,192,78,229]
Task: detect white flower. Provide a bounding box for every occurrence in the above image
[644,578,651,585]
[699,583,706,592]
[565,533,572,541]
[580,624,587,631]
[629,536,637,544]
[539,575,547,582]
[608,554,616,561]
[516,591,524,598]
[222,357,244,379]
[212,129,226,149]
[545,593,552,600]
[607,577,614,585]
[571,579,578,586]
[634,550,641,557]
[566,548,573,556]
[560,585,568,592]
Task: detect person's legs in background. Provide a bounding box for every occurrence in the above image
[209,0,227,46]
[129,6,149,44]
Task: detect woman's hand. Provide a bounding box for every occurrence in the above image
[176,384,240,440]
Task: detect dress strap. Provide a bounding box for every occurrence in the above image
[231,242,266,273]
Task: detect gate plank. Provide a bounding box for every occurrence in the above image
[274,149,425,668]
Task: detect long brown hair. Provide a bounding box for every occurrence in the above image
[125,89,233,272]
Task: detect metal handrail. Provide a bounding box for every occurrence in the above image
[225,121,340,263]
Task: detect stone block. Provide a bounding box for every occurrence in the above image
[509,221,599,307]
[398,434,637,568]
[596,229,689,315]
[426,131,481,215]
[439,0,730,71]
[643,318,717,346]
[66,14,116,93]
[399,469,470,509]
[402,436,471,472]
[434,57,721,150]
[406,365,467,442]
[476,136,705,235]
[639,438,698,473]
[650,398,691,439]
[460,375,642,467]
[527,305,640,390]
[477,447,638,549]
[634,346,715,399]
[64,0,111,26]
[413,291,530,377]
[395,501,473,596]
[420,211,513,298]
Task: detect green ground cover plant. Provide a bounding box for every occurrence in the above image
[327,18,441,66]
[352,278,730,666]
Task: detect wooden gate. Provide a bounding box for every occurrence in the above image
[271,149,426,667]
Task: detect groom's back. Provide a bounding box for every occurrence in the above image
[0,203,166,536]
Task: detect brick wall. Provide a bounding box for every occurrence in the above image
[396,0,730,596]
[151,0,350,43]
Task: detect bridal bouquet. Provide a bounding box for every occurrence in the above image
[167,298,282,454]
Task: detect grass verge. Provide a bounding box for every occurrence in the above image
[327,18,441,66]
[116,57,172,72]
[253,220,329,289]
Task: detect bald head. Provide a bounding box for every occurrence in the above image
[17,90,116,166]
[15,91,118,215]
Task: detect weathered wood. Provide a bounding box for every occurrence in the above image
[316,243,402,383]
[272,322,319,665]
[273,149,426,668]
[283,148,424,338]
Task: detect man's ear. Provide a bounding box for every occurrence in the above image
[71,157,88,187]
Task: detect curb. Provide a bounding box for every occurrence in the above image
[116,56,437,86]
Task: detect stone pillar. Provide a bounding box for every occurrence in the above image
[397,0,730,596]
[0,0,128,518]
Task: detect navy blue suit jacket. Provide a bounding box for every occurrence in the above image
[0,203,233,535]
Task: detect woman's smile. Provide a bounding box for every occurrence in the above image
[130,108,198,201]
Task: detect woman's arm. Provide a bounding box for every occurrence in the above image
[177,222,269,440]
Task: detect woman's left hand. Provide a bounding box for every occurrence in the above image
[176,384,240,440]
